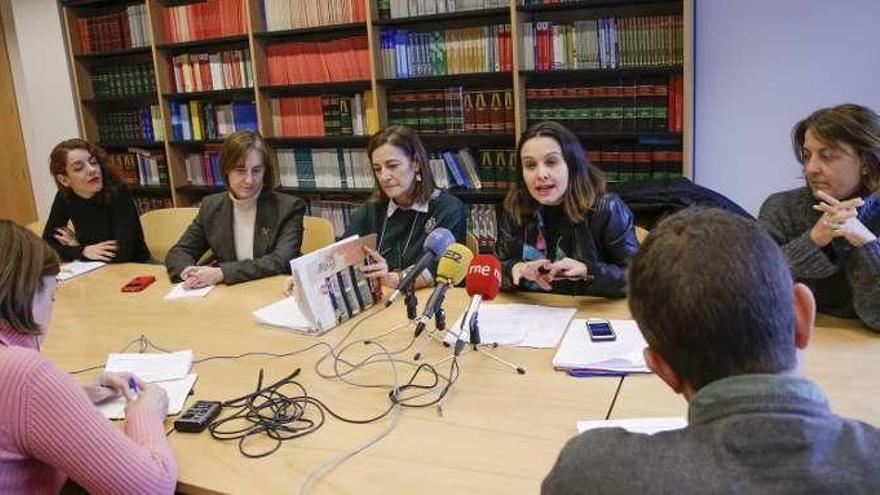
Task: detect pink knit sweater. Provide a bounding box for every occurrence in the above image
[0,320,176,494]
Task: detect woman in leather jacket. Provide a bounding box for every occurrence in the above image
[495,121,638,297]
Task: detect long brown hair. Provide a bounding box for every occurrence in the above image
[504,121,606,225]
[793,103,880,194]
[0,221,60,335]
[49,138,125,203]
[367,125,436,205]
[219,130,276,191]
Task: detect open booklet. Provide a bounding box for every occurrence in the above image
[98,350,196,420]
[254,234,381,335]
[552,319,650,373]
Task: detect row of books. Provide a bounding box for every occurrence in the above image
[589,148,683,182]
[468,203,498,253]
[379,25,513,79]
[387,88,515,134]
[526,77,682,133]
[90,63,155,98]
[76,5,150,54]
[270,93,375,138]
[306,200,357,237]
[170,50,254,94]
[98,106,164,143]
[168,101,258,141]
[261,0,366,32]
[265,37,370,85]
[378,0,508,19]
[107,150,169,187]
[276,148,374,189]
[183,148,222,186]
[160,0,246,44]
[521,15,683,71]
[134,197,174,215]
[428,149,482,190]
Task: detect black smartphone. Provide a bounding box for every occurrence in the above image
[586,318,616,342]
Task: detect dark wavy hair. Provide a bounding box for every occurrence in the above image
[366,125,436,205]
[49,138,125,203]
[503,121,606,225]
[793,103,880,194]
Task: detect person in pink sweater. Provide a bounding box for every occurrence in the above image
[0,220,177,494]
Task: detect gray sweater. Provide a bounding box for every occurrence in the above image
[759,187,880,331]
[542,374,880,494]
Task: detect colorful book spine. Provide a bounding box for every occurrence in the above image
[77,5,151,54]
[271,92,370,137]
[160,0,246,44]
[265,36,370,85]
[263,0,367,31]
[387,87,512,135]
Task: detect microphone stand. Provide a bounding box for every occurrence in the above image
[436,311,526,375]
[404,289,418,321]
[412,289,451,361]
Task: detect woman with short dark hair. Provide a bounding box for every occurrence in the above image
[496,121,638,297]
[43,138,151,262]
[759,103,880,330]
[165,130,306,287]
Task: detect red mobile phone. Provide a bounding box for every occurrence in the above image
[121,275,156,292]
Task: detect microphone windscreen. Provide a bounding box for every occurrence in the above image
[465,255,502,301]
[436,243,474,284]
[423,227,454,257]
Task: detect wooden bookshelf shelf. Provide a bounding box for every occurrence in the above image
[378,72,513,90]
[75,46,151,61]
[266,136,371,147]
[128,185,172,197]
[277,187,373,198]
[98,140,164,150]
[156,35,249,53]
[373,8,510,28]
[176,185,225,195]
[163,88,255,101]
[82,94,158,105]
[520,67,682,83]
[518,0,681,14]
[254,22,368,41]
[419,133,516,148]
[260,81,372,97]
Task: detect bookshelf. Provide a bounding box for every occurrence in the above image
[60,0,693,245]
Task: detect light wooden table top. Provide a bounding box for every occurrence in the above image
[47,264,627,494]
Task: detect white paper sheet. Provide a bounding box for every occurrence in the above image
[577,417,687,435]
[104,350,193,383]
[552,319,650,372]
[98,374,198,420]
[444,304,577,348]
[57,261,106,282]
[253,296,315,332]
[164,283,214,300]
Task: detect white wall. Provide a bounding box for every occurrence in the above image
[694,0,880,214]
[2,0,79,222]
[6,0,880,218]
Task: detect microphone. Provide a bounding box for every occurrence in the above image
[414,243,474,337]
[454,255,502,356]
[385,227,454,307]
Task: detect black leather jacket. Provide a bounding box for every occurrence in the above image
[495,193,639,298]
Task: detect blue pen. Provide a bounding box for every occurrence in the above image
[128,377,139,394]
[568,369,628,378]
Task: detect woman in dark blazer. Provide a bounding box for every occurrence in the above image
[165,131,305,287]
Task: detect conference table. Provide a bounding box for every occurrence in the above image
[46,263,880,494]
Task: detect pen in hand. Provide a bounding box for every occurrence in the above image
[128,376,140,400]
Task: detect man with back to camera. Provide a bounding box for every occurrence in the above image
[542,208,880,494]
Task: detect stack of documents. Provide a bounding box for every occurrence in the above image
[164,283,214,300]
[552,319,650,373]
[98,350,197,419]
[252,296,314,333]
[57,261,105,282]
[577,417,687,435]
[444,304,577,348]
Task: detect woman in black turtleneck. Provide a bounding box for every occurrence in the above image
[42,139,150,263]
[495,121,638,298]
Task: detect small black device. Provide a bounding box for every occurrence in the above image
[586,318,616,342]
[174,400,222,433]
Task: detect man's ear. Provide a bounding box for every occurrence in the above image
[792,282,815,350]
[56,174,71,188]
[644,347,684,395]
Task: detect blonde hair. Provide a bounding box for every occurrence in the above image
[0,221,61,335]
